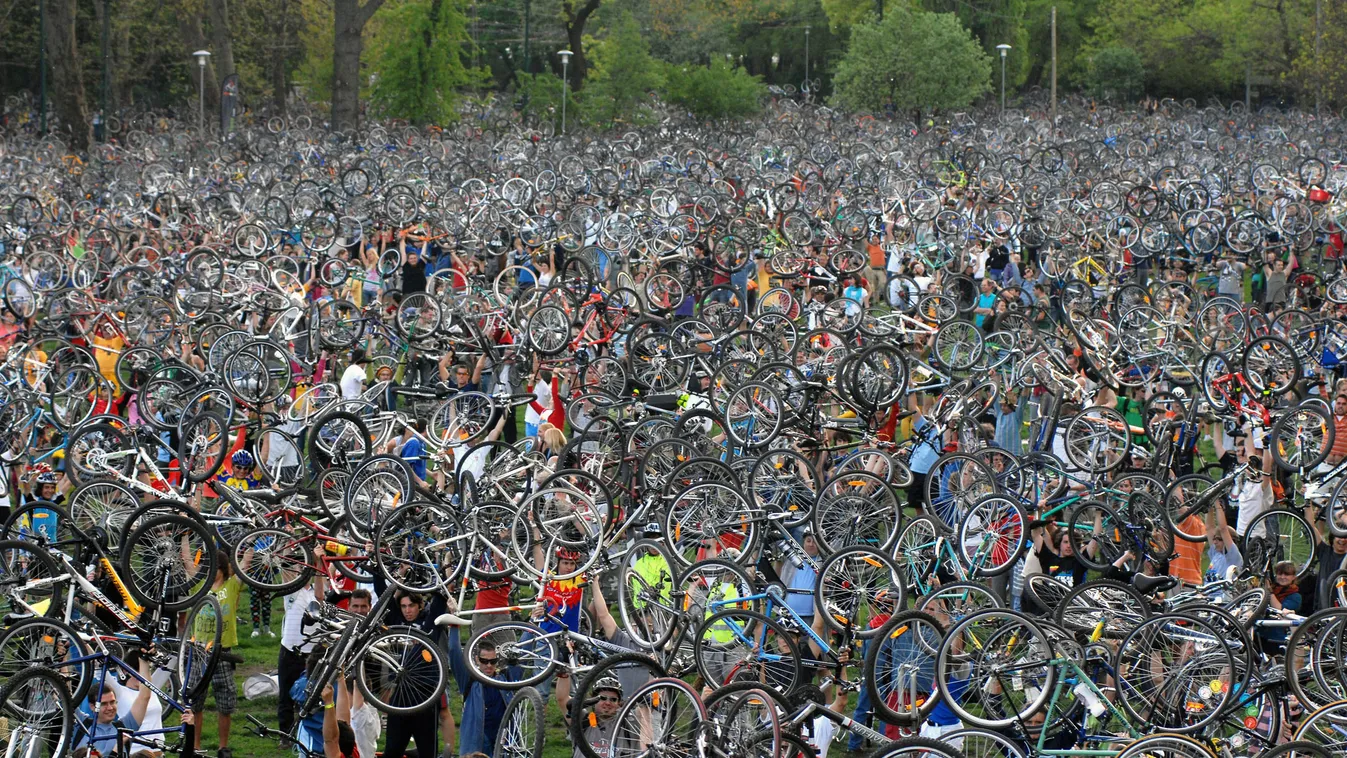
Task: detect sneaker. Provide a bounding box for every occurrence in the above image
[265,629,276,638]
[250,629,260,638]
[219,748,234,758]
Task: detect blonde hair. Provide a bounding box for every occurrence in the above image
[538,422,567,450]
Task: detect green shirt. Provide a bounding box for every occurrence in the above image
[213,575,244,648]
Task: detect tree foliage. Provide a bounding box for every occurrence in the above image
[1083,46,1143,101]
[660,59,766,118]
[367,0,480,123]
[578,11,664,126]
[513,71,577,124]
[831,6,991,112]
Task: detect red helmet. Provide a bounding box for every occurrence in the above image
[555,547,582,562]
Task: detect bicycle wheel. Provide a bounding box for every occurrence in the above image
[1053,579,1150,638]
[610,678,707,758]
[892,515,943,590]
[355,626,449,715]
[748,449,818,528]
[307,410,372,467]
[1243,336,1301,396]
[815,546,906,637]
[925,453,997,533]
[664,482,756,567]
[1163,474,1217,542]
[1063,406,1132,474]
[1287,609,1347,711]
[466,622,560,689]
[617,539,680,650]
[1064,501,1130,572]
[955,494,1027,577]
[0,666,75,758]
[119,513,218,611]
[1292,700,1347,752]
[178,411,229,484]
[864,610,946,725]
[694,609,801,692]
[870,736,971,758]
[64,421,136,485]
[231,527,316,594]
[177,593,223,702]
[935,609,1055,728]
[526,305,572,355]
[723,382,784,449]
[1271,403,1334,472]
[0,617,93,704]
[494,685,545,758]
[1242,508,1316,580]
[374,500,468,593]
[1114,613,1235,733]
[812,471,902,553]
[1113,734,1216,758]
[932,320,985,371]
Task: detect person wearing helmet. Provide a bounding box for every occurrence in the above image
[557,676,625,758]
[220,449,262,492]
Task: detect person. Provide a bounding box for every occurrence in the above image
[446,597,516,755]
[367,577,450,758]
[76,646,157,758]
[100,647,168,758]
[1030,508,1100,587]
[905,394,944,513]
[779,527,821,622]
[1260,560,1301,654]
[992,392,1022,455]
[1204,504,1243,582]
[400,230,428,295]
[279,564,328,736]
[440,352,486,392]
[556,677,627,758]
[1328,393,1347,467]
[973,277,997,331]
[1223,429,1275,540]
[319,675,360,758]
[340,351,369,399]
[1307,502,1347,610]
[1217,254,1246,298]
[190,549,252,758]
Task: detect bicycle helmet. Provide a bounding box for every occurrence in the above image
[555,546,582,562]
[232,450,254,469]
[32,464,56,485]
[594,676,622,697]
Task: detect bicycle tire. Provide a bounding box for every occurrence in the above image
[864,610,946,726]
[616,538,680,651]
[231,527,316,594]
[494,685,545,758]
[465,621,560,689]
[355,626,450,715]
[568,652,669,758]
[815,546,906,637]
[0,616,93,703]
[0,665,76,758]
[177,593,224,703]
[694,608,802,692]
[118,513,218,611]
[1271,403,1334,472]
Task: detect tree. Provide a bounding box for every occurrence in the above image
[44,0,91,150]
[562,0,602,91]
[578,11,663,126]
[368,0,478,123]
[514,71,576,125]
[831,6,991,112]
[1085,46,1144,100]
[332,0,389,131]
[660,58,766,118]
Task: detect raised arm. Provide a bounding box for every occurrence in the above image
[130,647,155,725]
[589,578,619,640]
[322,683,342,758]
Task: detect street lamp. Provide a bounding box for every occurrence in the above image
[192,50,211,129]
[804,26,811,94]
[771,53,780,69]
[558,50,573,135]
[996,44,1011,111]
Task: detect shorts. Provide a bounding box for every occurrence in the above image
[195,655,237,714]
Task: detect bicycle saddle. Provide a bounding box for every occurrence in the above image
[435,612,471,627]
[1132,574,1178,595]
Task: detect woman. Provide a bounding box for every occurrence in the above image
[1260,560,1300,655]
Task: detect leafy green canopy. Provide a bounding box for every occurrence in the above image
[578,11,665,127]
[660,59,767,119]
[367,0,482,123]
[831,6,992,112]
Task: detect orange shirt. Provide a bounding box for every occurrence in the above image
[1169,517,1205,585]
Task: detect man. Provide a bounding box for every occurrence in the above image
[447,598,516,756]
[1205,502,1243,582]
[1328,394,1347,467]
[440,352,487,392]
[190,549,253,758]
[556,677,625,758]
[77,647,157,757]
[1217,253,1246,299]
[1213,427,1275,540]
[279,561,328,736]
[340,351,369,400]
[368,577,449,758]
[400,230,429,295]
[1307,502,1347,611]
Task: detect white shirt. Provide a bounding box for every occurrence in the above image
[1235,477,1273,538]
[340,364,367,399]
[265,421,302,468]
[807,715,837,758]
[109,675,164,741]
[351,702,381,758]
[282,586,318,652]
[526,379,553,426]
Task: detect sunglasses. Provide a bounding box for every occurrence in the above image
[478,657,499,665]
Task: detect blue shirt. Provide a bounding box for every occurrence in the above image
[909,417,942,475]
[927,675,969,726]
[401,437,427,480]
[974,292,997,329]
[78,712,140,757]
[784,558,818,618]
[290,674,325,754]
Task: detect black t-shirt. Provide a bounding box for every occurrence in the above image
[986,246,1010,272]
[402,259,428,294]
[1316,542,1347,607]
[1037,546,1088,588]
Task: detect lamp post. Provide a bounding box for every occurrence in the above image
[771,53,779,69]
[558,49,572,135]
[192,50,211,130]
[996,44,1012,112]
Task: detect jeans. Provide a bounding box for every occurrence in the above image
[847,638,874,750]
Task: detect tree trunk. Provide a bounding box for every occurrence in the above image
[44,0,91,151]
[332,0,387,132]
[561,0,600,91]
[205,0,237,88]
